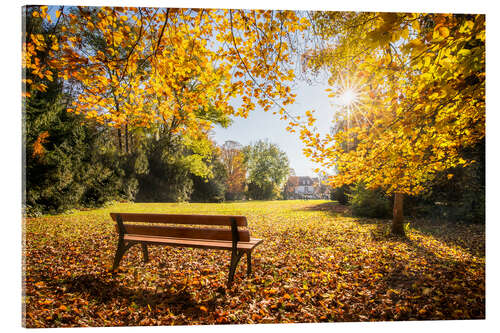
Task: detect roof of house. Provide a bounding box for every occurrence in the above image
[287,176,320,186]
[298,176,313,186]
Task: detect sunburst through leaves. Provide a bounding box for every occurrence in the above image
[329,73,374,151]
[332,74,371,125]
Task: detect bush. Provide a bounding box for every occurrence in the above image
[247,182,276,200]
[407,191,485,223]
[25,92,134,216]
[405,139,485,224]
[349,183,392,219]
[331,184,350,205]
[135,137,194,203]
[191,158,227,203]
[225,191,245,201]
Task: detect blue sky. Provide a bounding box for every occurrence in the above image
[213,80,336,177]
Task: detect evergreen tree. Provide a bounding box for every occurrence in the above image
[23,6,138,215]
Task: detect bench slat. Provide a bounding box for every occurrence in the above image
[123,234,263,251]
[119,224,250,242]
[110,213,247,226]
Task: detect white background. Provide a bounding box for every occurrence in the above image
[2,0,498,332]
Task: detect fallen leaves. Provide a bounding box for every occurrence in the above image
[23,200,484,327]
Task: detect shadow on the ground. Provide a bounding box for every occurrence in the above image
[367,219,483,258]
[298,201,484,258]
[408,219,485,257]
[296,201,351,215]
[63,273,188,304]
[58,273,224,314]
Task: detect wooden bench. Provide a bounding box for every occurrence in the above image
[110,213,263,287]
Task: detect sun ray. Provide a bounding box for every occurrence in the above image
[329,72,382,152]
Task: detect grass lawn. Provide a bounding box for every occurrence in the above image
[23,200,485,327]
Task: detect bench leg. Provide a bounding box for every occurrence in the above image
[227,250,244,288]
[141,243,149,263]
[112,238,126,271]
[112,240,136,270]
[246,251,252,277]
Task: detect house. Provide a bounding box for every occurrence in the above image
[296,176,315,196]
[284,176,322,199]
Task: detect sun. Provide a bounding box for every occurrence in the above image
[334,73,363,111]
[330,72,375,133]
[338,88,359,108]
[331,73,369,118]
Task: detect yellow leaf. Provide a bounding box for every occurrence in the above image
[433,24,450,40]
[438,26,449,38]
[409,39,423,48]
[422,287,432,295]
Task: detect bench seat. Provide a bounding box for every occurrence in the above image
[124,234,263,251]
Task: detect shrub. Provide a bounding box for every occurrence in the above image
[191,158,227,203]
[331,184,350,205]
[348,183,392,219]
[405,139,484,224]
[247,182,276,200]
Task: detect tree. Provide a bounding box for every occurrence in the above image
[191,143,228,203]
[243,140,290,200]
[314,173,331,199]
[220,140,246,200]
[294,13,485,235]
[23,6,139,215]
[23,6,314,201]
[24,6,308,135]
[134,129,219,202]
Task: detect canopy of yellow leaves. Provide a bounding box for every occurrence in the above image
[24,6,307,142]
[294,13,485,195]
[23,8,485,196]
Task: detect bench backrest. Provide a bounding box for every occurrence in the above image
[110,213,250,242]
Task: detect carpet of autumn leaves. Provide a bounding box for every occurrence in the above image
[22,200,485,327]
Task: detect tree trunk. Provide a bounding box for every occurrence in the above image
[117,127,122,153]
[391,192,405,236]
[130,130,133,153]
[125,123,129,154]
